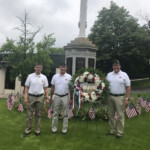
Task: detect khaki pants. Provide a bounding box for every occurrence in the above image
[108,95,125,135]
[52,95,69,131]
[25,95,44,134]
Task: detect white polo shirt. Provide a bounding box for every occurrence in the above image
[25,73,48,95]
[51,73,72,95]
[106,70,131,94]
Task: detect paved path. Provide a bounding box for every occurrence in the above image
[132,88,150,93]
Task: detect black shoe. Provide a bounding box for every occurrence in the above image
[116,135,123,139]
[23,132,31,137]
[34,132,41,136]
[107,132,115,136]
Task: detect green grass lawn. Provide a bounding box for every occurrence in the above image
[131,79,150,89]
[0,94,150,150]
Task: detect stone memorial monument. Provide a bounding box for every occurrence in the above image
[64,0,98,75]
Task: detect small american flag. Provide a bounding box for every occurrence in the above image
[126,102,137,118]
[48,103,53,119]
[140,96,147,107]
[145,98,150,112]
[137,94,142,104]
[18,98,23,112]
[88,108,95,120]
[68,107,74,119]
[6,94,15,111]
[114,112,118,120]
[136,103,141,115]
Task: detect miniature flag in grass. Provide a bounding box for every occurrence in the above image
[48,103,53,119]
[18,98,23,112]
[68,106,74,119]
[114,112,118,120]
[88,108,95,120]
[136,102,141,115]
[6,94,15,111]
[140,96,147,107]
[126,102,137,118]
[137,94,142,104]
[145,98,150,112]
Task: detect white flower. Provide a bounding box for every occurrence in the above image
[83,93,89,101]
[83,71,89,76]
[79,75,84,83]
[95,78,101,86]
[102,82,105,89]
[98,89,103,94]
[74,77,79,84]
[91,92,97,101]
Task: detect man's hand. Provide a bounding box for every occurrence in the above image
[24,97,28,105]
[124,99,129,107]
[46,99,50,105]
[68,99,72,104]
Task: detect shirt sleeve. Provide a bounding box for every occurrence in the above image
[44,76,49,87]
[25,75,30,87]
[106,73,109,81]
[68,75,72,85]
[51,75,55,85]
[124,73,131,86]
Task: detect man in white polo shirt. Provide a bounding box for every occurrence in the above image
[50,63,72,134]
[106,60,131,138]
[24,62,49,137]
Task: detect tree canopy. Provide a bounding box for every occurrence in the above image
[88,1,150,79]
[0,11,58,84]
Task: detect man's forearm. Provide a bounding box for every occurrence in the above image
[126,86,130,98]
[24,86,29,103]
[44,87,49,99]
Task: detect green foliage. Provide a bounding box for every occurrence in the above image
[36,34,65,54]
[0,35,54,84]
[88,1,150,79]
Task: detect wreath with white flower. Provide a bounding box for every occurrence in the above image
[72,68,109,110]
[73,71,106,103]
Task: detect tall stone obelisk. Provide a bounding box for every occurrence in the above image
[78,0,88,37]
[64,0,98,75]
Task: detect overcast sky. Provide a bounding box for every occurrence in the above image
[0,0,150,48]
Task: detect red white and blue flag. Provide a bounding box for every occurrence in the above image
[126,102,137,118]
[140,96,147,107]
[6,94,15,111]
[88,108,95,120]
[145,98,150,112]
[48,103,53,119]
[18,98,23,112]
[136,103,141,115]
[114,112,118,120]
[68,106,74,119]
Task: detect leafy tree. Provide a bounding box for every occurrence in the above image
[36,34,65,54]
[0,11,54,84]
[88,1,150,78]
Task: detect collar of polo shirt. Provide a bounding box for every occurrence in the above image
[113,70,121,75]
[34,72,41,77]
[59,72,66,76]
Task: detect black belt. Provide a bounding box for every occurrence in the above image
[55,93,68,97]
[29,93,43,97]
[109,93,125,97]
